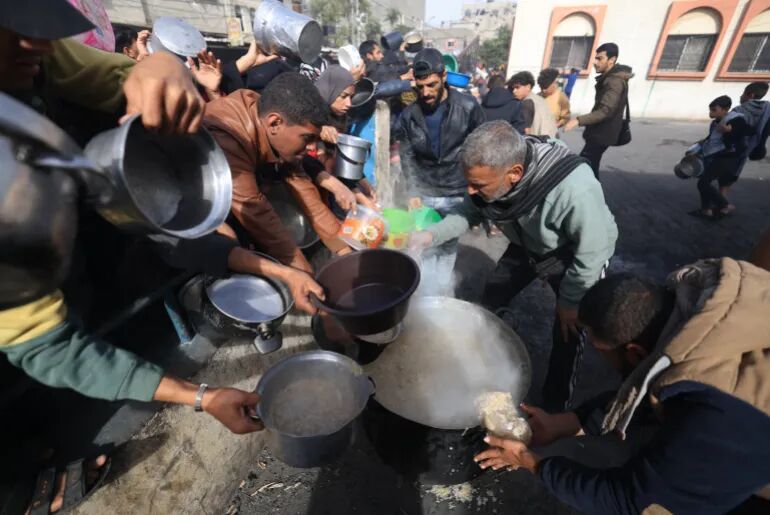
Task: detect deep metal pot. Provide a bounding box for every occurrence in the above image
[84,115,232,239]
[253,0,323,64]
[256,350,374,468]
[264,180,320,250]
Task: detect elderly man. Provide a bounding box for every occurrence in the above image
[475,263,770,515]
[411,121,617,409]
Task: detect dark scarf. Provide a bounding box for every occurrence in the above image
[471,137,589,222]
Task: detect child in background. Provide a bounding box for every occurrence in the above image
[538,68,571,128]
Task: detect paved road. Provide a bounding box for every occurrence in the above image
[226,119,770,515]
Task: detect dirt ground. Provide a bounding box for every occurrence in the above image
[226,119,770,515]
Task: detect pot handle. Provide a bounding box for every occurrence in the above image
[309,292,327,311]
[249,401,264,425]
[253,324,283,354]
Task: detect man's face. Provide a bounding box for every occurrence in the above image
[586,328,645,379]
[593,51,616,74]
[264,113,320,163]
[511,82,531,101]
[367,44,384,62]
[540,82,557,97]
[709,105,728,120]
[0,28,54,91]
[465,164,522,202]
[416,73,446,108]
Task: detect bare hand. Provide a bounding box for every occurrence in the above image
[136,30,151,62]
[320,126,339,144]
[408,230,434,253]
[333,183,357,212]
[350,61,366,81]
[236,40,278,74]
[716,123,732,134]
[518,403,578,447]
[408,197,422,210]
[284,269,325,315]
[354,189,379,212]
[121,52,206,134]
[474,435,540,473]
[188,50,223,94]
[557,305,580,342]
[564,118,580,132]
[201,387,264,434]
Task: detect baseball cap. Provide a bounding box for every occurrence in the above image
[413,48,445,79]
[0,0,95,40]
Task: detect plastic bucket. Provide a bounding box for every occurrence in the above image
[446,71,471,88]
[442,54,458,73]
[253,0,323,64]
[338,44,362,71]
[334,134,371,181]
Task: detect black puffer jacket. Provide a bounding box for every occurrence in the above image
[397,88,486,197]
[482,87,526,134]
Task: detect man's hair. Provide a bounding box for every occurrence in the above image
[596,42,619,60]
[507,71,535,89]
[744,81,769,99]
[710,95,732,110]
[487,74,506,89]
[578,273,675,351]
[258,73,330,127]
[115,29,138,54]
[460,120,527,172]
[537,68,560,89]
[359,40,379,59]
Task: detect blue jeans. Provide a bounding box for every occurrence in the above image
[416,195,465,297]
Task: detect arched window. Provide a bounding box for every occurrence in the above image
[659,8,721,72]
[549,13,596,69]
[729,9,770,72]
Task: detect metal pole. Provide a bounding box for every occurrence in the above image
[139,0,152,26]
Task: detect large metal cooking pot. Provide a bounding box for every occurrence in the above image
[84,115,232,239]
[205,266,294,354]
[312,249,420,336]
[256,350,374,467]
[253,0,323,64]
[263,181,320,250]
[147,16,206,58]
[365,296,532,429]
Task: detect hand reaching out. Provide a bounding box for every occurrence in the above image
[188,50,223,97]
[236,40,279,74]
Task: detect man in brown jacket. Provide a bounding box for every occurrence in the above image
[565,43,633,178]
[475,259,770,514]
[204,73,348,273]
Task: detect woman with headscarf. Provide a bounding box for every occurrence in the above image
[305,65,378,215]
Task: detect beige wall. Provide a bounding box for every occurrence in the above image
[507,0,759,119]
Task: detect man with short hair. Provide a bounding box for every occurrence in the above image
[410,121,617,409]
[508,71,558,137]
[482,74,526,133]
[565,43,633,178]
[359,39,384,64]
[398,48,486,294]
[204,73,348,273]
[538,68,571,128]
[474,261,770,515]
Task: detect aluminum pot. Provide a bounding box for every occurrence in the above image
[253,0,323,64]
[84,115,232,239]
[264,181,320,250]
[404,32,424,53]
[312,249,420,336]
[333,134,371,181]
[147,17,206,58]
[380,31,403,51]
[256,350,375,468]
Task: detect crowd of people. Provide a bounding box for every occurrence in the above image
[1,0,770,514]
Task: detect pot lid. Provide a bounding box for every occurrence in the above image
[364,296,532,430]
[150,17,206,58]
[206,274,290,323]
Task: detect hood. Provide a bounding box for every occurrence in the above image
[482,87,514,108]
[315,65,355,106]
[601,64,634,82]
[734,100,768,126]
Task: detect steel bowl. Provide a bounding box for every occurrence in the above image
[264,181,320,249]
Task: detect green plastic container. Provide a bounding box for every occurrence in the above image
[412,207,442,230]
[382,208,414,234]
[442,54,458,73]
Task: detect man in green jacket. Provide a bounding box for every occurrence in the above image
[410,121,617,410]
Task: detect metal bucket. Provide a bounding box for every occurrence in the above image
[256,351,374,468]
[333,134,371,181]
[83,115,232,239]
[147,17,206,58]
[253,0,322,64]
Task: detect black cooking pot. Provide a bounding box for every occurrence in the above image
[312,249,420,336]
[351,78,375,108]
[363,398,487,485]
[380,31,403,51]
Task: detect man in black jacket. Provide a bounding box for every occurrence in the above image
[398,48,486,294]
[482,74,526,133]
[565,43,633,178]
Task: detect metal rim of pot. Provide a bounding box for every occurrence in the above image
[350,78,375,108]
[148,16,206,58]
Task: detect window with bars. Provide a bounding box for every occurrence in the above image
[549,36,594,69]
[729,33,770,72]
[658,34,716,72]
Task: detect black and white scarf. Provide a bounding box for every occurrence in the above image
[471,136,589,222]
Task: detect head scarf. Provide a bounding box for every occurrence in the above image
[314,65,355,106]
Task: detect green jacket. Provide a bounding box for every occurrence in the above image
[427,163,617,308]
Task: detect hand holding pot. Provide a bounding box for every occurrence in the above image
[136,30,151,62]
[284,269,325,315]
[121,51,206,134]
[188,50,223,97]
[201,387,264,434]
[236,40,279,74]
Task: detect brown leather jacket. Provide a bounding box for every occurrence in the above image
[203,90,344,271]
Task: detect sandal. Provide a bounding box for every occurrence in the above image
[4,457,111,515]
